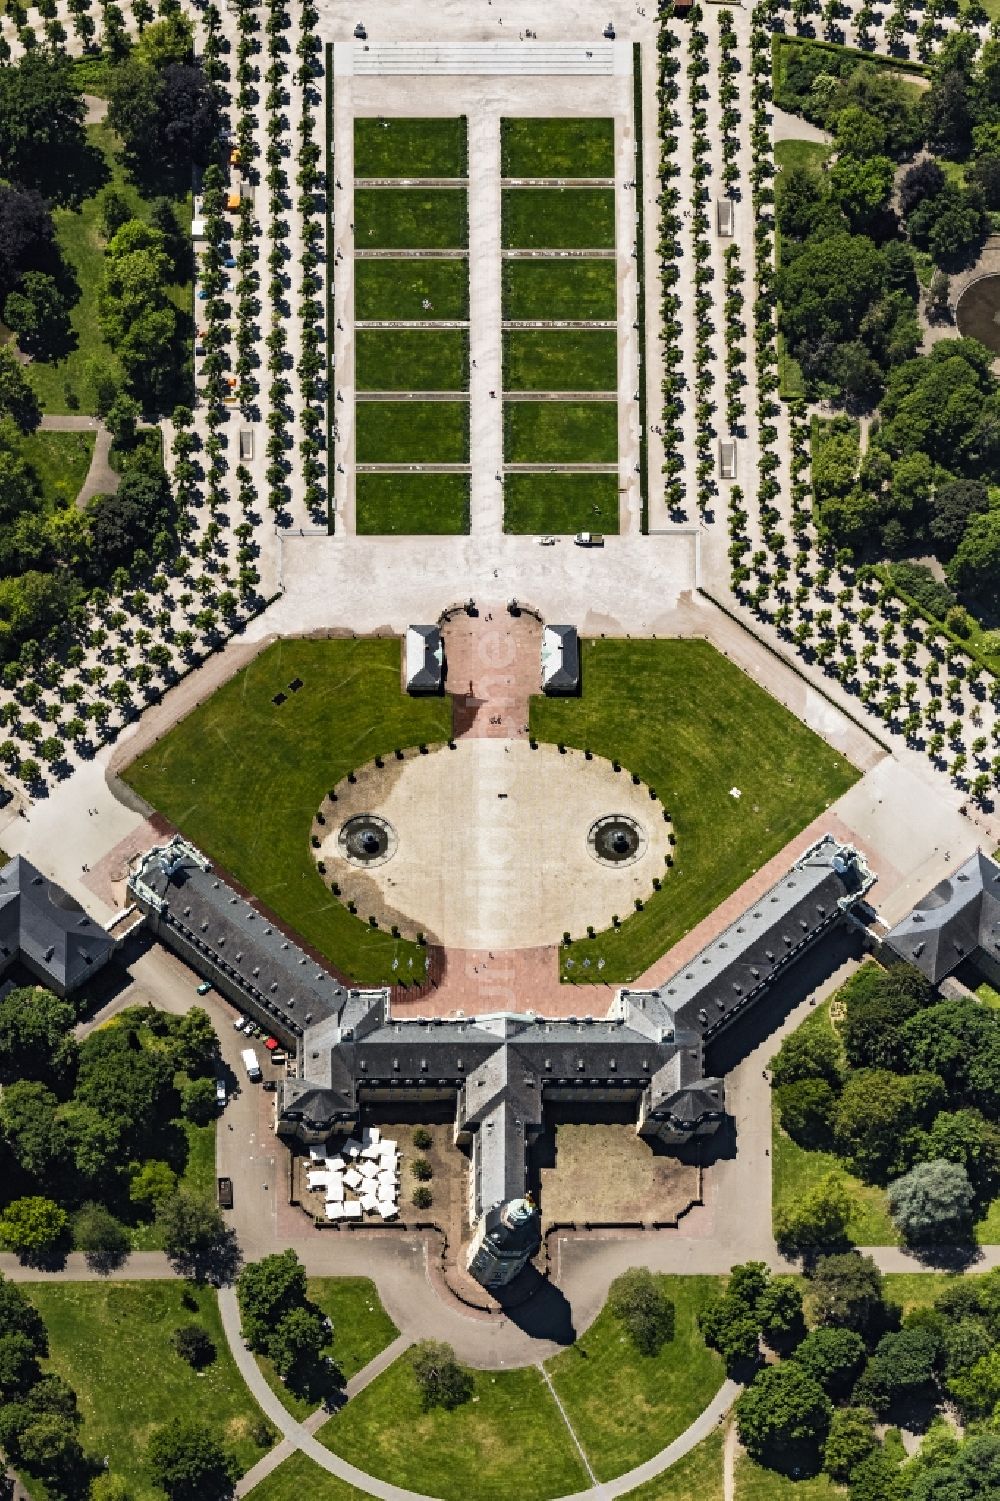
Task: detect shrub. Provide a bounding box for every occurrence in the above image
[172,1325,216,1369]
[408,1340,472,1411]
[412,1186,432,1210]
[411,1127,432,1150]
[410,1156,432,1182]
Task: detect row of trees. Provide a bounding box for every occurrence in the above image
[705,1254,1000,1495]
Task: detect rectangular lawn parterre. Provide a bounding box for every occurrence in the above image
[504,399,617,464]
[545,1276,725,1482]
[529,639,860,981]
[355,328,468,391]
[503,258,617,321]
[122,638,453,985]
[501,116,615,177]
[354,258,469,321]
[354,188,468,249]
[502,188,616,249]
[504,328,617,391]
[318,1358,589,1501]
[354,116,468,178]
[356,400,469,464]
[504,472,619,533]
[23,1283,273,1500]
[356,472,469,534]
[17,429,95,509]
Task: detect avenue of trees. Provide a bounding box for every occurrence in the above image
[0,996,223,1269]
[772,961,1000,1252]
[703,1254,1000,1495]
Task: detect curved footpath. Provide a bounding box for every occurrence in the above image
[219,1283,741,1501]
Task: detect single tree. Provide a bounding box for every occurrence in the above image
[607,1269,675,1356]
[735,1362,833,1468]
[146,1418,237,1501]
[73,1202,130,1275]
[887,1159,974,1244]
[407,1340,473,1412]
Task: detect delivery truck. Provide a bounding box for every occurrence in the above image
[241,1047,262,1082]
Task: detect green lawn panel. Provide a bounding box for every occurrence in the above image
[355,328,468,391]
[17,429,95,508]
[501,116,615,177]
[623,1433,725,1501]
[356,473,469,534]
[504,472,619,533]
[735,1456,841,1501]
[502,188,616,248]
[354,258,469,321]
[504,328,617,391]
[354,116,468,177]
[504,400,617,464]
[529,640,860,981]
[24,1283,273,1499]
[354,188,468,249]
[356,400,469,464]
[122,638,452,985]
[250,1453,369,1501]
[503,258,617,320]
[318,1358,590,1501]
[546,1276,725,1482]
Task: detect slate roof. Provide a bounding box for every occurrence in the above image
[884,850,1000,983]
[0,856,114,994]
[405,625,443,693]
[129,840,350,1036]
[541,625,580,693]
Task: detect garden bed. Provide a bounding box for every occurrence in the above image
[501,188,616,249]
[355,329,469,391]
[503,400,617,464]
[503,472,619,533]
[355,400,469,464]
[354,116,468,178]
[501,116,615,178]
[354,188,468,250]
[503,328,617,391]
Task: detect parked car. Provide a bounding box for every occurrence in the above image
[354,21,366,36]
[216,1079,227,1107]
[217,1177,233,1209]
[196,980,213,996]
[233,1016,247,1031]
[263,1079,278,1092]
[574,531,604,547]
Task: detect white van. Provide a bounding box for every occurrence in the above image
[241,1048,262,1082]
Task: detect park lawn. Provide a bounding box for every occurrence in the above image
[772,1113,898,1247]
[735,1456,841,1501]
[354,116,468,177]
[354,257,469,321]
[354,188,468,249]
[355,473,469,534]
[355,400,469,464]
[502,188,616,249]
[504,328,617,391]
[501,116,615,177]
[258,1278,399,1421]
[530,640,860,981]
[503,258,617,320]
[504,399,617,464]
[622,1432,725,1501]
[123,638,452,985]
[130,1119,217,1250]
[355,328,468,391]
[25,122,191,415]
[24,1282,273,1499]
[318,1358,589,1501]
[774,137,830,178]
[545,1276,725,1482]
[249,1452,369,1501]
[504,472,619,533]
[18,429,95,508]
